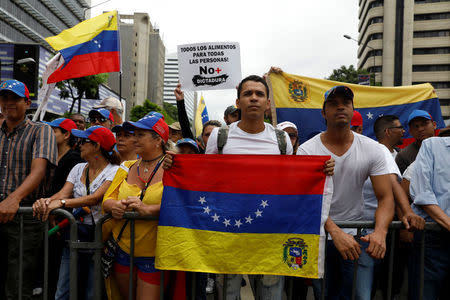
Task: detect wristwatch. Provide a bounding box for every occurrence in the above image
[60,199,66,208]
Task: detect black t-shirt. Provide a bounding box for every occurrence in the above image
[52,150,84,195]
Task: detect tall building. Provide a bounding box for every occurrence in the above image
[107,12,165,119]
[163,53,195,122]
[357,0,450,123]
[0,1,122,117]
[0,0,91,50]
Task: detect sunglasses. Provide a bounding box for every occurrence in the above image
[88,116,107,123]
[388,125,404,130]
[288,133,298,138]
[79,138,96,145]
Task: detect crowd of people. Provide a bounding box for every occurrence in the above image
[0,71,448,300]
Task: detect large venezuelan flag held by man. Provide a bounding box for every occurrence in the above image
[45,11,120,83]
[269,72,445,143]
[156,154,332,278]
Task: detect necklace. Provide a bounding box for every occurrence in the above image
[140,155,163,172]
[136,155,165,185]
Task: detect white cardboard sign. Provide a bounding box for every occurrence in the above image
[177,42,241,91]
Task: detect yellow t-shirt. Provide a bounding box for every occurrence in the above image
[114,180,162,257]
[103,160,163,257]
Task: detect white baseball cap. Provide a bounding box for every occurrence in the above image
[277,121,298,131]
[94,96,123,113]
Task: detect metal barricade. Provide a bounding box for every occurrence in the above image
[5,210,445,300]
[316,220,443,300]
[94,212,161,300]
[12,207,78,300]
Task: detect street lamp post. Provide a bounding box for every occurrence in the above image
[83,0,112,20]
[344,34,377,85]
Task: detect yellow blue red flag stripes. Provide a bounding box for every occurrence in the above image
[45,11,120,83]
[268,73,445,143]
[156,154,332,278]
[194,94,209,137]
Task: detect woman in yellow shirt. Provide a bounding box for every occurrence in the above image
[103,113,169,300]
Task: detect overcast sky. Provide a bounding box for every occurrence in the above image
[92,0,360,122]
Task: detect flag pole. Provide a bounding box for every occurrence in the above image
[193,91,198,137]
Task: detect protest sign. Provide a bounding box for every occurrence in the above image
[177,42,241,91]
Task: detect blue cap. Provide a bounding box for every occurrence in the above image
[0,80,30,99]
[324,85,354,102]
[122,113,169,142]
[111,124,133,133]
[145,111,164,120]
[176,138,199,153]
[407,109,432,125]
[88,108,114,122]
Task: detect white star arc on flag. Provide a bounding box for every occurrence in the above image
[245,215,253,224]
[212,213,220,222]
[366,112,373,119]
[197,196,269,229]
[198,196,206,204]
[235,219,242,228]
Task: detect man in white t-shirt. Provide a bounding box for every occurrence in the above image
[360,115,424,299]
[164,75,333,299]
[206,75,292,299]
[298,85,395,299]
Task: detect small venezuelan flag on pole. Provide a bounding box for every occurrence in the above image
[45,11,120,83]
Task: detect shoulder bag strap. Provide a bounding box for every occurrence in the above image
[116,155,166,242]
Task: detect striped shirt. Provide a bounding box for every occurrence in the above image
[0,118,57,206]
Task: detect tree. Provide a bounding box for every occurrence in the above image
[163,102,179,122]
[130,100,176,124]
[56,73,109,114]
[326,65,376,86]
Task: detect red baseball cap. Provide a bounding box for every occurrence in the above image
[44,118,77,132]
[351,111,363,127]
[71,126,116,151]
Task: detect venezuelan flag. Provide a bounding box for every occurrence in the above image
[156,154,332,278]
[45,11,120,83]
[194,94,209,137]
[269,73,445,143]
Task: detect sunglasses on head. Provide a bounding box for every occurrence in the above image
[89,116,107,123]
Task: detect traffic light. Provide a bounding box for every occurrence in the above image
[13,44,39,100]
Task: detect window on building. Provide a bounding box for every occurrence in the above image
[368,66,382,73]
[368,0,384,10]
[413,30,450,38]
[413,64,450,72]
[413,82,450,89]
[415,0,450,3]
[413,47,450,55]
[414,12,450,21]
[368,16,383,25]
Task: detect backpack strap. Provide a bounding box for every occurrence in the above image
[217,126,229,154]
[275,129,287,155]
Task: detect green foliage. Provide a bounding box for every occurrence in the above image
[163,102,179,122]
[56,73,109,113]
[326,65,378,86]
[130,100,175,124]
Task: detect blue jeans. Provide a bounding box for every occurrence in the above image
[408,231,450,300]
[55,247,94,300]
[217,274,284,300]
[313,239,372,300]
